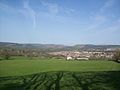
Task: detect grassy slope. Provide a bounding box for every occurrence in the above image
[0,58,120,77]
[0,71,120,90]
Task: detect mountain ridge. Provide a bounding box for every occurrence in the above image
[0,42,120,51]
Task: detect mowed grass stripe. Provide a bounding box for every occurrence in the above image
[0,59,120,77]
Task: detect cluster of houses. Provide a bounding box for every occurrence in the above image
[0,48,116,60]
[49,51,114,60]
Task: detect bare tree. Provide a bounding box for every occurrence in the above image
[113,50,120,63]
[1,49,11,60]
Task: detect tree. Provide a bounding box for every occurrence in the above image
[26,50,34,60]
[1,49,11,60]
[113,50,120,63]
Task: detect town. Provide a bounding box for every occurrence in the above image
[49,50,114,60]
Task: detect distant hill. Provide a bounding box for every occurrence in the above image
[0,42,65,49]
[0,42,120,51]
[73,44,120,51]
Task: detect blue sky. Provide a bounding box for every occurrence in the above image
[0,0,120,45]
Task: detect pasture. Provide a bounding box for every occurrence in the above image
[0,71,120,90]
[0,57,120,90]
[0,58,120,77]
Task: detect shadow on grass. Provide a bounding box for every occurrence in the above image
[0,71,120,90]
[0,57,15,61]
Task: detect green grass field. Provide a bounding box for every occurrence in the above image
[0,71,120,90]
[0,58,120,77]
[0,57,120,90]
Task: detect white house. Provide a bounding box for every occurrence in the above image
[66,56,73,60]
[76,57,89,60]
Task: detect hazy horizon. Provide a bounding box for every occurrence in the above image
[1,41,120,46]
[0,0,120,45]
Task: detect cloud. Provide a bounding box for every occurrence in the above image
[117,18,120,23]
[86,15,107,31]
[86,0,115,31]
[0,2,17,13]
[0,0,36,30]
[105,19,120,32]
[90,17,120,33]
[100,0,114,14]
[85,21,104,31]
[48,4,59,14]
[22,0,36,30]
[63,8,75,15]
[95,0,115,19]
[40,1,59,14]
[40,0,75,16]
[94,15,107,22]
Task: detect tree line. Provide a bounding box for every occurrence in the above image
[0,48,120,62]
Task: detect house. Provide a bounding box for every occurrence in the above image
[76,57,89,60]
[66,56,73,60]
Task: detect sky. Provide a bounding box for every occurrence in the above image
[0,0,120,45]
